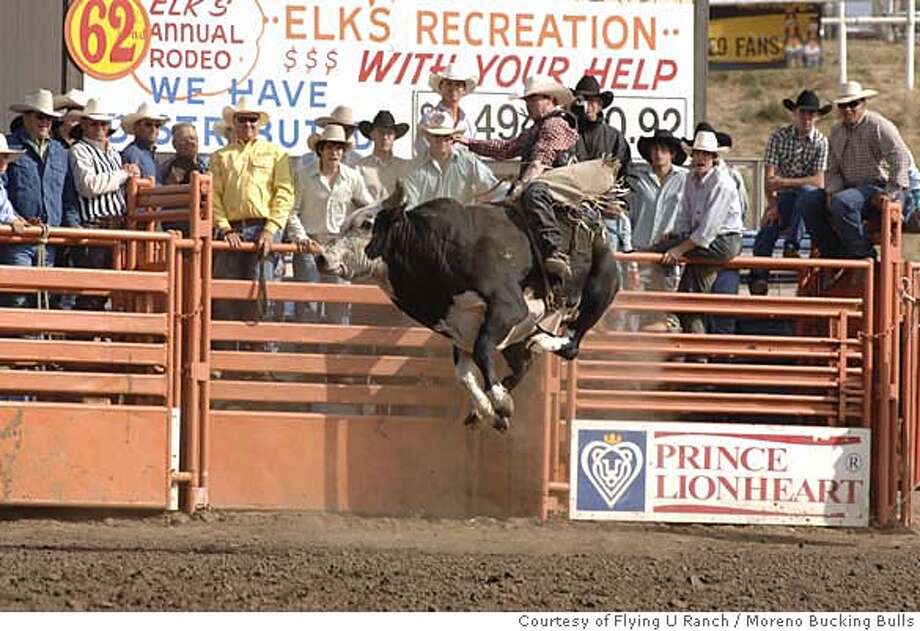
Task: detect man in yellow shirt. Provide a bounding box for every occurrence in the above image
[209,97,294,324]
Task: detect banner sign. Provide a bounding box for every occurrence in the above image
[65,0,695,156]
[709,3,822,70]
[570,420,870,526]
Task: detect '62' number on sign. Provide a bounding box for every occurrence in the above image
[65,0,151,80]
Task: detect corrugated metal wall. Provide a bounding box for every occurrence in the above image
[0,0,81,132]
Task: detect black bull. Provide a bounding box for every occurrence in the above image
[316,185,619,432]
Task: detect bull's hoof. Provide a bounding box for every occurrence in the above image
[493,415,511,433]
[553,342,580,361]
[488,384,515,419]
[464,411,482,429]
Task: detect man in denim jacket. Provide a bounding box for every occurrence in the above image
[4,90,79,304]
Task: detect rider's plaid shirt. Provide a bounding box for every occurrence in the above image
[763,124,828,180]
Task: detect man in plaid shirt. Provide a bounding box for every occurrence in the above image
[749,90,830,294]
[802,81,911,259]
[459,75,577,279]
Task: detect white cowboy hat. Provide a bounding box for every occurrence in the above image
[9,89,62,118]
[315,105,357,130]
[225,96,270,126]
[513,75,574,108]
[419,110,464,137]
[834,81,879,105]
[307,124,356,153]
[428,62,478,94]
[0,135,26,162]
[683,130,728,154]
[121,102,171,135]
[53,88,90,112]
[79,98,117,123]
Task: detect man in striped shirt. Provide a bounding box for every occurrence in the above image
[69,98,140,310]
[802,82,911,259]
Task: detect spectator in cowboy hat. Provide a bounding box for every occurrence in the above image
[749,89,830,295]
[652,130,743,335]
[209,96,294,323]
[632,129,688,251]
[52,88,89,147]
[157,122,207,186]
[287,124,372,324]
[570,74,631,174]
[403,111,498,207]
[685,121,749,221]
[0,136,28,232]
[68,98,141,309]
[120,102,170,179]
[415,61,478,155]
[461,75,577,279]
[3,89,80,303]
[803,81,911,259]
[300,105,362,170]
[356,110,411,200]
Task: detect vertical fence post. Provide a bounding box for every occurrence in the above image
[908,0,916,89]
[838,0,848,85]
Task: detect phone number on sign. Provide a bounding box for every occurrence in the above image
[415,92,689,148]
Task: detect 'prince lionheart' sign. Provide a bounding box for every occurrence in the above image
[569,420,870,527]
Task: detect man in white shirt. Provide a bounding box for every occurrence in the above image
[288,124,373,323]
[403,111,497,207]
[415,62,478,156]
[652,130,743,335]
[356,110,411,200]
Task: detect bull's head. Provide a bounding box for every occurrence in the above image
[365,181,408,260]
[314,204,383,281]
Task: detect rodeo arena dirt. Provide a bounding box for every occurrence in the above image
[1,0,920,625]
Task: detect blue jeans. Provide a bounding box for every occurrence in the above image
[292,252,350,325]
[803,185,900,258]
[1,244,57,308]
[751,186,823,284]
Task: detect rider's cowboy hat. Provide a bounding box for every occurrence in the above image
[307,124,356,153]
[315,105,357,133]
[79,98,117,123]
[121,102,170,135]
[571,74,613,109]
[0,135,26,162]
[225,97,270,126]
[834,81,878,105]
[358,110,409,140]
[9,89,62,118]
[53,88,90,112]
[637,129,687,165]
[419,110,464,137]
[783,89,832,115]
[683,130,728,155]
[513,75,574,108]
[428,62,478,94]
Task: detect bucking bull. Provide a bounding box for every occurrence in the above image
[314,183,619,432]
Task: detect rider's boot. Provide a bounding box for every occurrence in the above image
[544,250,571,280]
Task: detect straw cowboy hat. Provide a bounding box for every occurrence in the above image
[419,110,464,137]
[0,135,26,162]
[834,81,878,105]
[79,98,117,123]
[9,89,62,118]
[121,102,170,135]
[358,110,409,139]
[225,96,270,126]
[53,88,90,112]
[514,75,574,108]
[315,105,357,131]
[571,74,613,109]
[783,89,832,116]
[637,129,687,165]
[683,130,728,155]
[212,105,235,141]
[428,62,478,94]
[307,124,356,153]
[683,122,732,150]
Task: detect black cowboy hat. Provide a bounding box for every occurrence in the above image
[683,122,732,149]
[571,75,613,109]
[358,110,409,139]
[637,129,687,166]
[782,89,833,116]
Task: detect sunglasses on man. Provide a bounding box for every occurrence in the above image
[837,99,865,111]
[236,115,261,125]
